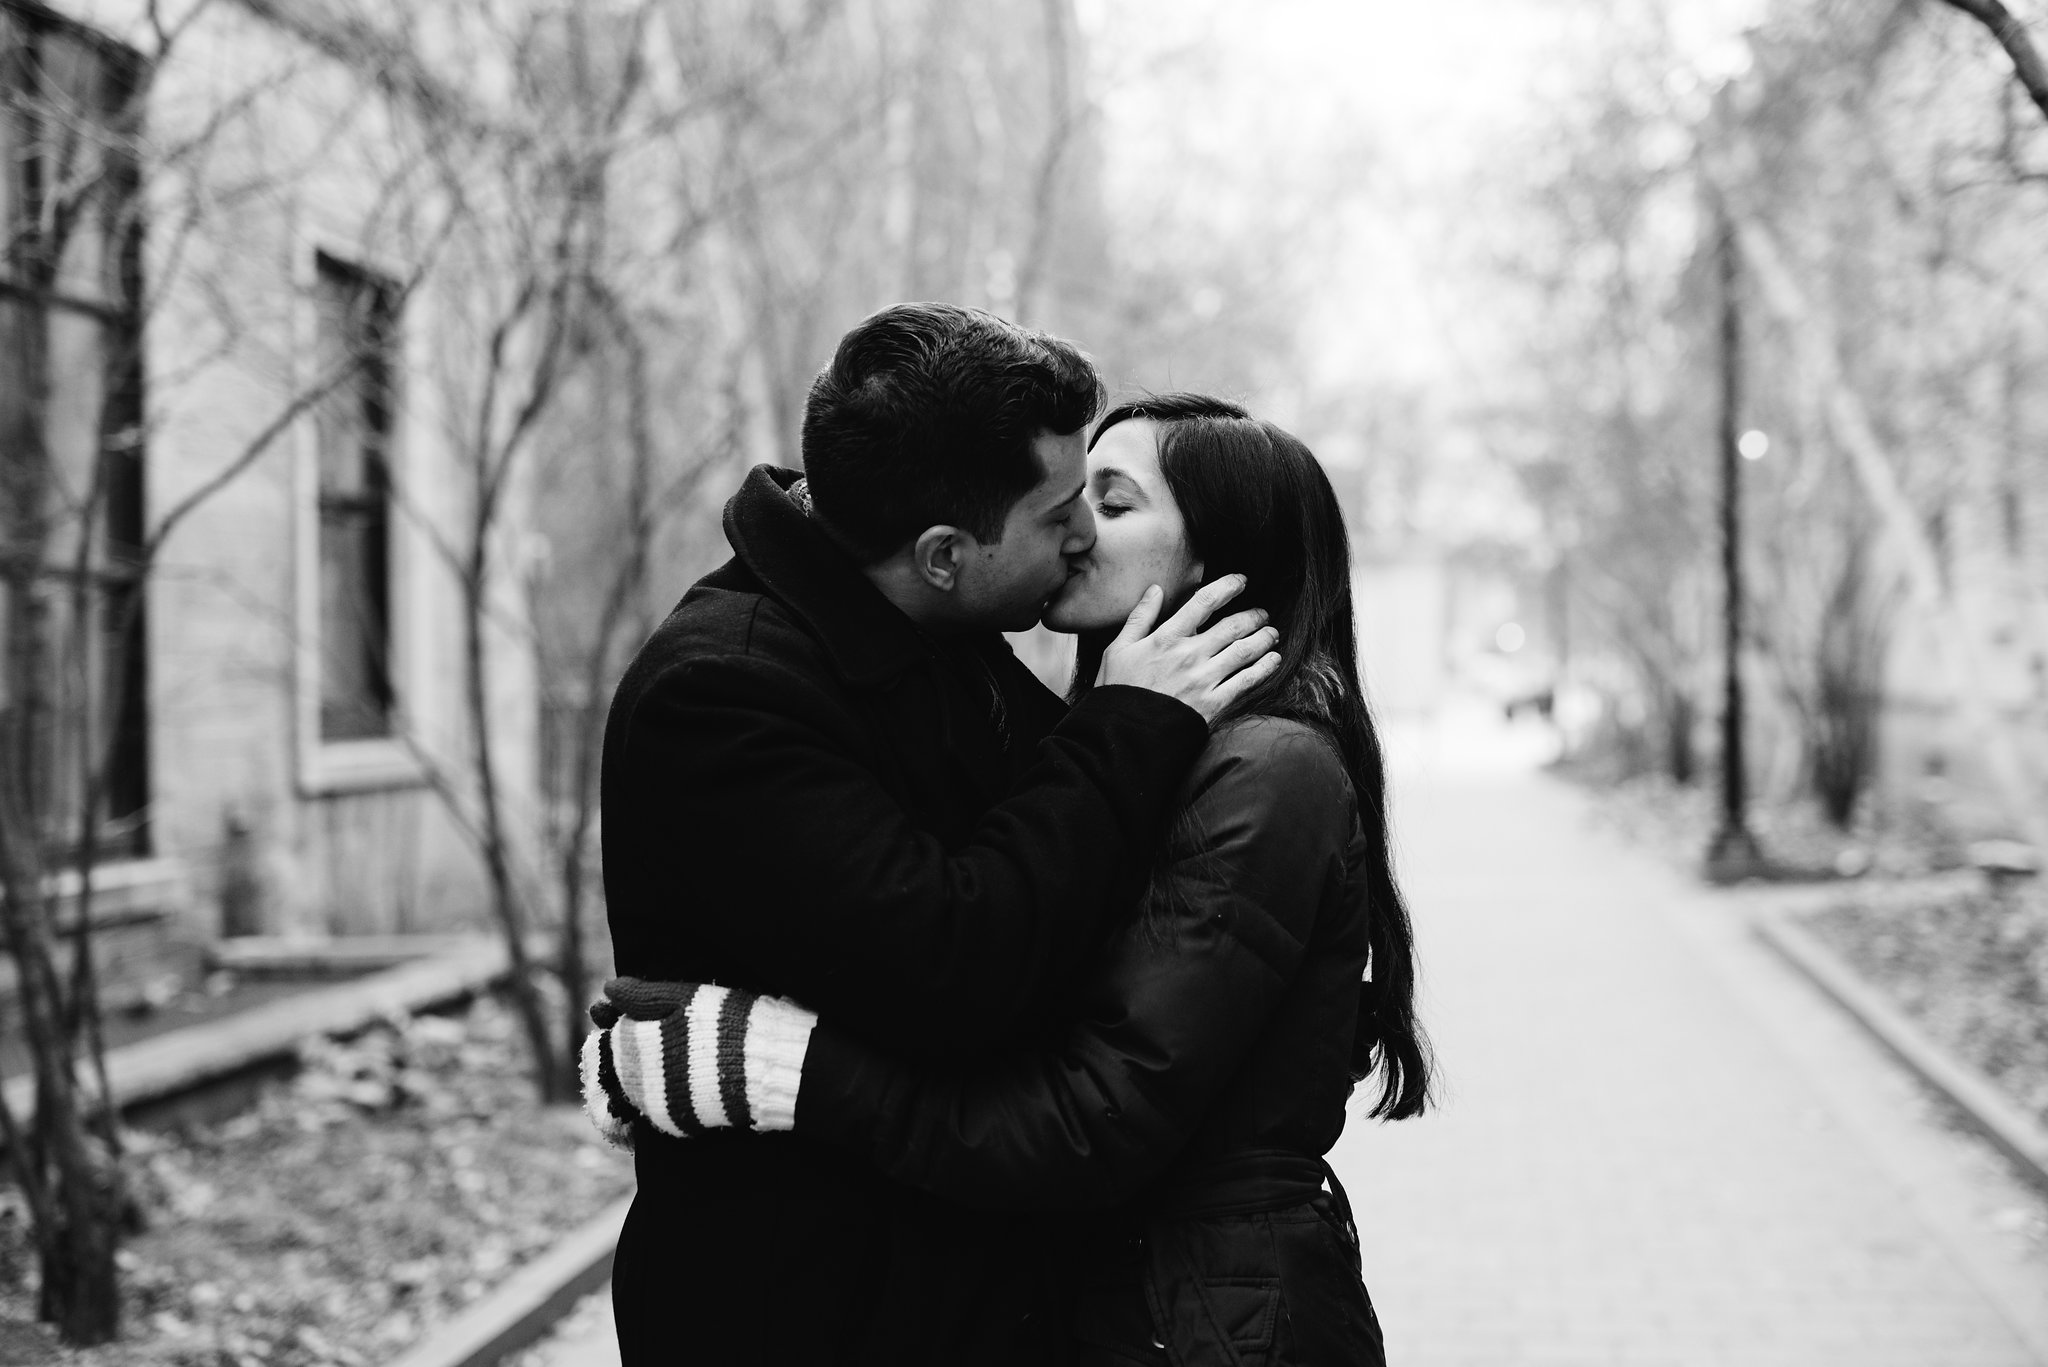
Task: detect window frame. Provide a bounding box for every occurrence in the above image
[1,0,153,857]
[291,234,423,796]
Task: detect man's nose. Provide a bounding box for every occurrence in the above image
[1062,500,1097,557]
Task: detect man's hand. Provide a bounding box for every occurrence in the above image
[1097,575,1282,724]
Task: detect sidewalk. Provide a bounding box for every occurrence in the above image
[1340,710,2048,1365]
[518,710,2048,1366]
[503,1291,614,1367]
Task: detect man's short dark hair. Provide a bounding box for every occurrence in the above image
[800,303,1105,563]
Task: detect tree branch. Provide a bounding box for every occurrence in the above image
[139,353,361,563]
[1939,0,2048,124]
[229,0,484,137]
[1014,0,1078,324]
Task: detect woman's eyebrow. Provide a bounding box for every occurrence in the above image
[1091,465,1140,489]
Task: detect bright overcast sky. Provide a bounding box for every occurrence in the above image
[1072,0,1770,536]
[1076,0,1771,395]
[1078,0,1768,175]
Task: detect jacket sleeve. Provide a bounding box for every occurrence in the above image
[631,651,1207,1060]
[793,721,1355,1209]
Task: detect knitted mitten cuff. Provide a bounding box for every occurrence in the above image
[581,979,817,1149]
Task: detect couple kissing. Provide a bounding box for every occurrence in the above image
[586,302,1431,1366]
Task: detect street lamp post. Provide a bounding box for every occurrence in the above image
[1707,205,1767,883]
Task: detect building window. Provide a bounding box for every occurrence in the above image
[311,251,399,742]
[1,2,150,857]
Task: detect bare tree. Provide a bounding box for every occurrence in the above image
[528,295,744,1089]
[402,1,651,1101]
[1013,0,1081,325]
[0,0,437,1337]
[1479,0,2048,842]
[328,0,826,1097]
[1938,0,2048,122]
[1723,201,2048,849]
[1482,6,1719,783]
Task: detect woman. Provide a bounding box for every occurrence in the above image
[587,394,1432,1364]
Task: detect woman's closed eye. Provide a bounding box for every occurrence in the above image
[1096,499,1136,519]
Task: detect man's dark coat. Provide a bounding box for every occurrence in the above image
[601,465,1207,1364]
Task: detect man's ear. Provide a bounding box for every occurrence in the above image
[911,525,967,592]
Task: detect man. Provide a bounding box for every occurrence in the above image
[601,303,1277,1363]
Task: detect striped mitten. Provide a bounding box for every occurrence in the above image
[580,978,817,1150]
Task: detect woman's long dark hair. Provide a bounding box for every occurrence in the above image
[1077,393,1432,1121]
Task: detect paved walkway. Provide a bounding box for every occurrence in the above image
[503,1290,614,1367]
[1340,710,2048,1365]
[519,709,2048,1366]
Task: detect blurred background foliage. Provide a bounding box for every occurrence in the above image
[5,0,2047,1341]
[223,0,2048,926]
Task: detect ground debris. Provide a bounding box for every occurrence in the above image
[0,995,630,1365]
[1803,887,2048,1132]
[1571,769,1967,879]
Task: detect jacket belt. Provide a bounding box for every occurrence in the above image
[1146,1148,1334,1221]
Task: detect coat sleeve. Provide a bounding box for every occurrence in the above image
[792,720,1355,1209]
[628,651,1207,1060]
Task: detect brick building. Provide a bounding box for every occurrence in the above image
[4,0,541,966]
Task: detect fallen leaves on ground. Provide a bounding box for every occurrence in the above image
[1570,769,1967,878]
[1804,888,2048,1130]
[0,994,631,1366]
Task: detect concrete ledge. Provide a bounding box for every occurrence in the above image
[2,936,509,1124]
[1755,912,2048,1194]
[384,1194,630,1367]
[35,856,192,921]
[211,934,485,978]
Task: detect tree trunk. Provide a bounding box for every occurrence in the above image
[1664,689,1697,786]
[1013,0,1078,325]
[556,818,590,1095]
[0,771,123,1348]
[1809,540,1891,829]
[34,1148,120,1343]
[462,569,564,1102]
[0,237,124,1347]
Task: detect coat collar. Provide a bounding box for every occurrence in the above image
[723,464,933,686]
